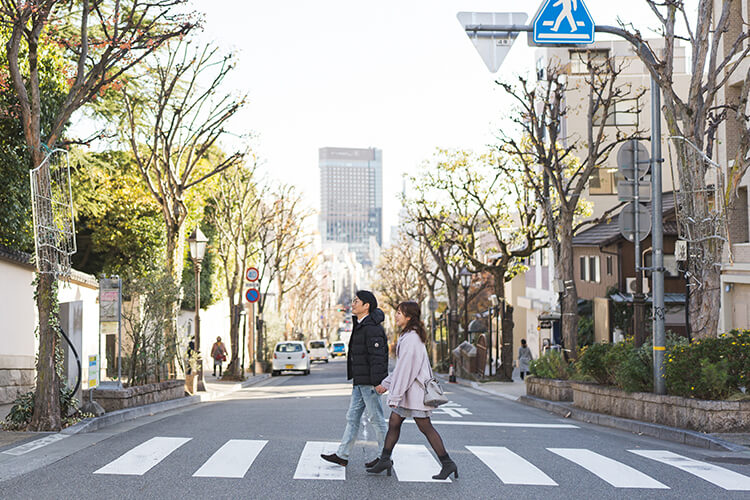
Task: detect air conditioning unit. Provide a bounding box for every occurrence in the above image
[626,277,650,294]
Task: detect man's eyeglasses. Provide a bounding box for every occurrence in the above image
[351,298,361,304]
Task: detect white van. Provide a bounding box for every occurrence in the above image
[308,340,329,363]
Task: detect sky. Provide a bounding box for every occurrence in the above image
[198,1,668,246]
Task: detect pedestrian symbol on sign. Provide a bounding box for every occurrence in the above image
[533,0,595,44]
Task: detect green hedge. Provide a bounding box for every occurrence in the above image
[573,330,749,400]
[664,329,750,400]
[529,351,574,380]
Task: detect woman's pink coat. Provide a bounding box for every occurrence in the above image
[381,330,433,411]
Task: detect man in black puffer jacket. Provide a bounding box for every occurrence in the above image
[321,290,388,468]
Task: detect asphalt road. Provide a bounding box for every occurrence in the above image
[2,358,750,499]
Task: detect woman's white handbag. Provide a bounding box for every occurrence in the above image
[421,376,449,407]
[419,364,448,407]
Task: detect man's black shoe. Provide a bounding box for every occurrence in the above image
[365,458,379,468]
[321,453,348,466]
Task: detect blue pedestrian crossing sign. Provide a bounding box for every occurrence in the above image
[533,0,595,45]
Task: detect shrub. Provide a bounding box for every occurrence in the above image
[664,329,750,400]
[2,385,84,431]
[576,342,613,385]
[577,315,594,348]
[529,351,573,380]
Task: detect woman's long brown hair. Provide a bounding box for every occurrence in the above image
[397,301,427,343]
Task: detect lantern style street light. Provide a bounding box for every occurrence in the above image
[459,266,472,343]
[188,226,208,391]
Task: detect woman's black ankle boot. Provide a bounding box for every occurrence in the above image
[432,454,458,480]
[366,449,393,476]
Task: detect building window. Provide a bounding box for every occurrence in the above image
[569,49,609,75]
[580,256,587,281]
[579,256,601,283]
[593,98,640,127]
[606,255,613,276]
[541,249,549,267]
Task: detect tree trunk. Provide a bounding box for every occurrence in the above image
[164,222,186,373]
[30,273,61,431]
[446,282,459,357]
[689,241,723,338]
[557,213,579,359]
[224,303,244,379]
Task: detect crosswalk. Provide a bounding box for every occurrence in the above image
[91,437,750,491]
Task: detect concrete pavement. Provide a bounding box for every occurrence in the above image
[2,359,750,498]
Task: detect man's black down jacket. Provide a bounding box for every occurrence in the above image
[346,308,388,386]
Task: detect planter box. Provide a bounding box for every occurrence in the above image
[571,382,750,433]
[83,380,185,413]
[525,377,573,401]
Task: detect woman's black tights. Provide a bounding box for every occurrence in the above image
[383,412,447,457]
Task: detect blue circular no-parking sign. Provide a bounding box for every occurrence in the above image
[245,288,259,303]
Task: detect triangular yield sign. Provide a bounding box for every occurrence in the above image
[457,12,528,73]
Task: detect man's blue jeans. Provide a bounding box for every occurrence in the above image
[337,384,387,460]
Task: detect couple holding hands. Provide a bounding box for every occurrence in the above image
[320,290,458,480]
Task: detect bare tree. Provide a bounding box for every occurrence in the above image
[121,38,248,356]
[208,162,263,379]
[0,0,195,430]
[617,1,750,338]
[255,184,317,345]
[375,233,430,312]
[498,58,643,356]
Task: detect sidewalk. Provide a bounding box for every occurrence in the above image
[438,372,749,453]
[1,372,270,443]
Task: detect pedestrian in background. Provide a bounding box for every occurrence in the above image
[321,290,389,469]
[211,336,227,377]
[518,338,533,380]
[368,301,458,480]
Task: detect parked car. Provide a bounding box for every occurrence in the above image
[272,341,310,376]
[308,340,329,363]
[329,341,347,358]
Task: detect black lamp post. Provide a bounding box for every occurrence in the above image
[188,226,208,390]
[459,267,471,344]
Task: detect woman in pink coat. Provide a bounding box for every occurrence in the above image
[366,301,458,480]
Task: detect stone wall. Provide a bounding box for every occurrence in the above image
[0,355,36,406]
[83,380,185,413]
[525,377,573,401]
[572,382,750,433]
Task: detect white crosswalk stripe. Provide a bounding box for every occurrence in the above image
[293,441,346,481]
[88,437,750,491]
[466,446,557,486]
[548,448,669,489]
[630,450,750,491]
[391,444,450,482]
[193,439,267,478]
[94,437,192,476]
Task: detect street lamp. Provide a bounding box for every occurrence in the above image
[188,225,208,391]
[459,267,472,343]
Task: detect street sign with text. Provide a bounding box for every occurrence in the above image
[246,267,259,282]
[457,12,528,72]
[533,0,595,45]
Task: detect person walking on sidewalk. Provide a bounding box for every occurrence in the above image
[211,336,227,377]
[321,290,389,469]
[518,339,533,380]
[367,301,458,480]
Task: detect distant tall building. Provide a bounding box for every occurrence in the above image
[319,147,383,265]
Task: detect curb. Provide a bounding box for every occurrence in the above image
[63,373,271,436]
[518,395,748,452]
